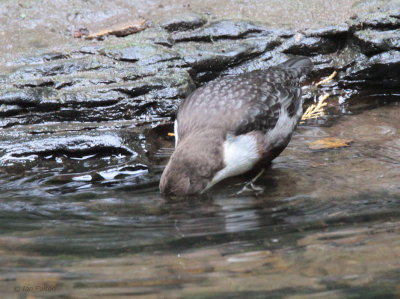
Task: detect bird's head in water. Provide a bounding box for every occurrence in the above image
[159,158,207,197]
[159,135,223,198]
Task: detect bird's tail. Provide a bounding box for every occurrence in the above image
[278,57,313,76]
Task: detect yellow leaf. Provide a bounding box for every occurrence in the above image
[309,137,352,150]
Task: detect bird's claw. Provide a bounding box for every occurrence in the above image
[235,168,265,196]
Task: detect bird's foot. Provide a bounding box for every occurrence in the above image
[236,168,265,196]
[237,182,265,195]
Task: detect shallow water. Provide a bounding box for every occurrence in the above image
[0,91,400,298]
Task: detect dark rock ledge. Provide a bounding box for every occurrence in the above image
[0,1,399,169]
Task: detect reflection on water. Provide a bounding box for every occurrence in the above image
[1,93,400,298]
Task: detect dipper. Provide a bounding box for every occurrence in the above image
[160,57,313,197]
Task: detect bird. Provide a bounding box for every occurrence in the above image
[160,57,313,197]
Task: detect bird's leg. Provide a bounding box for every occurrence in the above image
[236,168,265,195]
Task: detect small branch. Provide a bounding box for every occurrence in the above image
[301,93,329,122]
[316,71,337,86]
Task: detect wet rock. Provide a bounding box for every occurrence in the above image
[283,35,339,56]
[78,46,103,55]
[41,52,69,61]
[59,89,124,107]
[10,57,107,82]
[351,11,400,30]
[13,52,70,66]
[341,50,400,87]
[0,90,42,106]
[1,33,194,126]
[304,24,349,37]
[309,54,336,75]
[161,13,207,32]
[0,88,63,113]
[102,44,180,65]
[0,134,135,166]
[333,46,368,72]
[0,64,194,127]
[390,9,400,19]
[111,69,194,101]
[218,49,300,78]
[107,70,194,119]
[120,26,173,49]
[352,29,400,55]
[175,37,281,82]
[0,104,23,117]
[171,20,268,42]
[2,10,400,134]
[350,0,400,30]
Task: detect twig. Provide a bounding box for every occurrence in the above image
[316,71,337,86]
[301,93,329,122]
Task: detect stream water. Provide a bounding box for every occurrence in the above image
[0,89,399,298]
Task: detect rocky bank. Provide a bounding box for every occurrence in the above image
[0,0,399,177]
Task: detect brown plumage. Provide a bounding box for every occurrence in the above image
[160,57,313,197]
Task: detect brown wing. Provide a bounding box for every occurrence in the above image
[177,66,304,142]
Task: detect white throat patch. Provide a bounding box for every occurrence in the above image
[174,120,179,148]
[203,134,260,192]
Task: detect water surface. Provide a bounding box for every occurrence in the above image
[1,91,400,298]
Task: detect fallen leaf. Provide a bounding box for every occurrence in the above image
[85,19,147,40]
[308,137,352,150]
